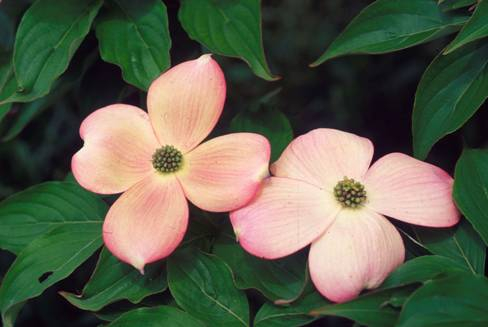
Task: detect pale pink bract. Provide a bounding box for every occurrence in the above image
[72,55,271,272]
[230,128,460,303]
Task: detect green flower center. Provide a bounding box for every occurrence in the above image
[333,177,367,209]
[152,145,183,173]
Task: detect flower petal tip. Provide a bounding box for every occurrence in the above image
[197,53,213,64]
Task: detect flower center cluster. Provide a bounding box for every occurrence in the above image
[152,145,183,173]
[333,177,367,209]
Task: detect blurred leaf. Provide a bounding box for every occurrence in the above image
[412,41,488,159]
[178,0,278,81]
[380,255,466,289]
[445,0,488,53]
[397,272,488,326]
[60,247,167,311]
[0,103,10,124]
[0,0,102,104]
[96,0,171,90]
[108,306,205,327]
[0,11,14,51]
[414,220,486,274]
[254,292,327,327]
[454,149,488,246]
[0,181,107,254]
[439,0,477,11]
[168,249,250,327]
[0,222,103,327]
[213,235,307,302]
[309,287,414,327]
[230,106,292,161]
[312,0,468,65]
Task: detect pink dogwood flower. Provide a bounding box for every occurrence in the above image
[72,55,270,272]
[230,128,460,303]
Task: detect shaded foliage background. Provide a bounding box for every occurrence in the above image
[0,0,487,326]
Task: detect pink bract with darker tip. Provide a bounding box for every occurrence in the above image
[230,128,460,303]
[72,55,271,273]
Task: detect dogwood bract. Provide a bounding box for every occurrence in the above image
[72,55,270,272]
[230,128,460,303]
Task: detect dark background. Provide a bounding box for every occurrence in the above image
[0,0,487,326]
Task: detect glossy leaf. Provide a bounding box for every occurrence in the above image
[230,107,293,161]
[95,0,171,90]
[178,0,277,81]
[0,181,107,254]
[439,0,477,11]
[0,222,103,327]
[454,149,488,246]
[380,255,466,289]
[254,292,327,327]
[168,249,250,327]
[213,235,306,302]
[309,287,414,327]
[60,247,167,311]
[397,272,488,326]
[108,306,205,327]
[312,0,468,65]
[0,0,102,104]
[412,41,488,159]
[414,220,486,274]
[445,0,488,53]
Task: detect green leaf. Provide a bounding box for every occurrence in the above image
[454,149,488,246]
[380,255,466,289]
[0,181,107,254]
[0,0,102,104]
[168,249,250,327]
[439,0,476,11]
[397,272,488,326]
[95,0,171,90]
[0,11,14,51]
[230,107,292,162]
[60,247,167,311]
[445,0,488,53]
[254,292,328,327]
[412,41,488,159]
[0,222,103,327]
[414,220,486,274]
[312,0,468,65]
[213,235,306,302]
[178,0,277,81]
[0,103,10,124]
[108,306,205,327]
[309,287,413,327]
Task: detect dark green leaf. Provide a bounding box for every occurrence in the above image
[96,0,171,90]
[0,222,103,326]
[454,149,488,246]
[0,181,107,254]
[380,255,466,289]
[0,0,102,104]
[439,0,476,11]
[230,107,292,161]
[168,249,250,327]
[0,11,14,51]
[254,292,327,327]
[312,0,467,65]
[397,272,488,326]
[0,103,10,124]
[309,287,413,327]
[213,235,306,302]
[178,0,277,81]
[60,247,167,311]
[445,0,488,53]
[412,41,488,159]
[414,220,486,274]
[108,306,205,327]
